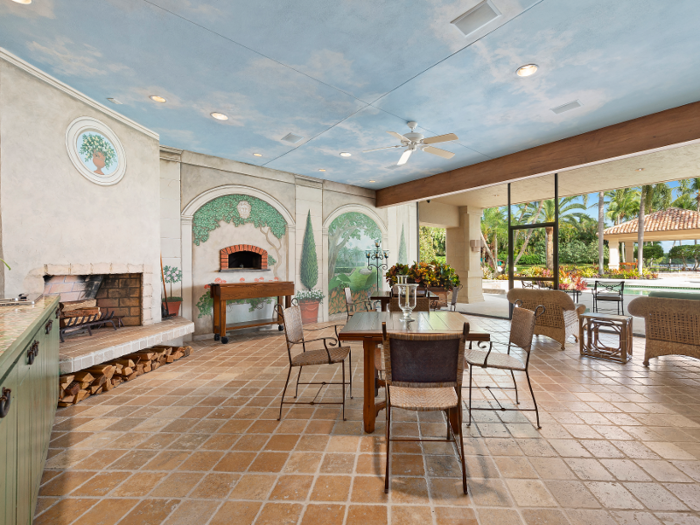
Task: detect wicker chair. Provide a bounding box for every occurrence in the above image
[465,303,545,428]
[382,321,469,494]
[507,289,585,350]
[344,287,378,319]
[628,296,700,366]
[275,304,351,420]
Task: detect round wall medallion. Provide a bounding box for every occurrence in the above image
[66,117,126,185]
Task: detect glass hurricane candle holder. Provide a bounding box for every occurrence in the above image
[397,283,418,321]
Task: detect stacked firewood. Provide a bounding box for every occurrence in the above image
[58,345,192,406]
[59,299,101,328]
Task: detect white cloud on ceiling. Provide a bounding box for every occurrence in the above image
[26,37,133,78]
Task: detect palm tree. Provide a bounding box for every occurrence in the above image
[606,188,640,225]
[512,200,545,265]
[637,183,671,274]
[481,207,505,271]
[540,197,588,270]
[692,178,700,212]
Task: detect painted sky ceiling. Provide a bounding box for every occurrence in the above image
[1,0,699,190]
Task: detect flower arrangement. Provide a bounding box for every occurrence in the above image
[385,261,461,289]
[295,289,325,304]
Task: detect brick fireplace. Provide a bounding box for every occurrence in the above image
[220,244,268,271]
[41,263,155,326]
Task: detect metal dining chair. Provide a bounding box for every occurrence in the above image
[275,304,351,421]
[344,287,378,319]
[382,321,470,494]
[464,302,545,428]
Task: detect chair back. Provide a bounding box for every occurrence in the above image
[507,289,574,329]
[387,297,431,313]
[594,281,624,295]
[449,286,461,311]
[344,287,353,305]
[275,304,304,348]
[381,322,468,388]
[509,303,544,353]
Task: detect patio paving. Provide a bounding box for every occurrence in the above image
[37,315,700,525]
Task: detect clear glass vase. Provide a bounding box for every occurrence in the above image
[397,283,418,321]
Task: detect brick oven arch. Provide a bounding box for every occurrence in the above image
[220,245,268,270]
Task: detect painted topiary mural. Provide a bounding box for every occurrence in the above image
[398,224,408,264]
[299,210,318,290]
[192,194,286,245]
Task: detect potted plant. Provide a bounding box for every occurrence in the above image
[162,265,183,316]
[298,211,324,323]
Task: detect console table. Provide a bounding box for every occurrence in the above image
[210,281,294,344]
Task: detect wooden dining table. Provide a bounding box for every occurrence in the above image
[338,311,490,433]
[369,290,438,311]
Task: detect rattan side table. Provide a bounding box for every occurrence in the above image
[579,312,633,363]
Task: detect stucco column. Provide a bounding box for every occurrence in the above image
[445,206,483,304]
[609,240,620,269]
[624,241,634,264]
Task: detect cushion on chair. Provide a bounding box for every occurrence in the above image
[648,291,700,301]
[389,385,458,411]
[465,349,526,371]
[291,346,350,367]
[596,292,623,300]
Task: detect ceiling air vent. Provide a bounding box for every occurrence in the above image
[281,132,303,144]
[551,100,582,115]
[451,0,501,37]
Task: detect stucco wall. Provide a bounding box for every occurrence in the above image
[0,58,162,323]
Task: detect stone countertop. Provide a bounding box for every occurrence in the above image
[0,295,59,361]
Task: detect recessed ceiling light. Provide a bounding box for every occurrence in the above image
[516,64,538,77]
[636,168,645,172]
[12,0,32,4]
[318,169,326,172]
[149,95,166,103]
[339,152,352,157]
[369,180,376,183]
[106,98,123,105]
[253,153,263,157]
[211,112,228,121]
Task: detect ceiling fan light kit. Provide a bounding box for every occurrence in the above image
[363,121,458,166]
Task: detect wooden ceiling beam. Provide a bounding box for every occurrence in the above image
[375,101,700,208]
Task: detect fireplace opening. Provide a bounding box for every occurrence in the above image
[229,251,262,269]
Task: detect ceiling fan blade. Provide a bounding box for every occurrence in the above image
[363,145,402,153]
[397,148,413,166]
[387,131,410,143]
[423,133,458,144]
[423,145,455,159]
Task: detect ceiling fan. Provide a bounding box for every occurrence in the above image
[363,121,458,166]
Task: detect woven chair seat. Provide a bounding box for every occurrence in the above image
[291,346,350,367]
[465,349,526,371]
[389,386,459,411]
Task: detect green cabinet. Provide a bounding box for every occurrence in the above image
[0,297,60,525]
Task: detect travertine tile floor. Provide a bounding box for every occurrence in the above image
[37,315,700,525]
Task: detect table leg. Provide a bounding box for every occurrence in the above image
[363,338,377,433]
[219,300,227,342]
[213,296,220,337]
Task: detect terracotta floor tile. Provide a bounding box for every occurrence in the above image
[232,434,270,451]
[213,451,257,472]
[296,435,330,451]
[70,498,140,525]
[111,472,168,497]
[321,453,355,474]
[265,434,299,451]
[585,482,644,509]
[346,504,388,525]
[248,452,289,472]
[392,453,426,476]
[119,499,181,525]
[506,479,557,507]
[624,482,688,511]
[33,498,98,525]
[545,480,601,508]
[200,433,240,451]
[391,505,432,525]
[521,509,570,525]
[310,475,352,502]
[300,503,346,525]
[255,502,303,525]
[356,453,386,475]
[209,501,261,525]
[70,471,131,497]
[476,508,523,525]
[269,474,314,501]
[351,475,389,503]
[284,451,323,473]
[162,500,217,525]
[190,472,239,499]
[108,450,159,470]
[177,451,224,471]
[150,472,204,497]
[39,471,96,496]
[228,474,276,500]
[390,476,430,504]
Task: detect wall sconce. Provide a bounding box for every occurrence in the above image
[470,239,483,253]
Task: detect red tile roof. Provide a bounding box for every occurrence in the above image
[604,207,700,235]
